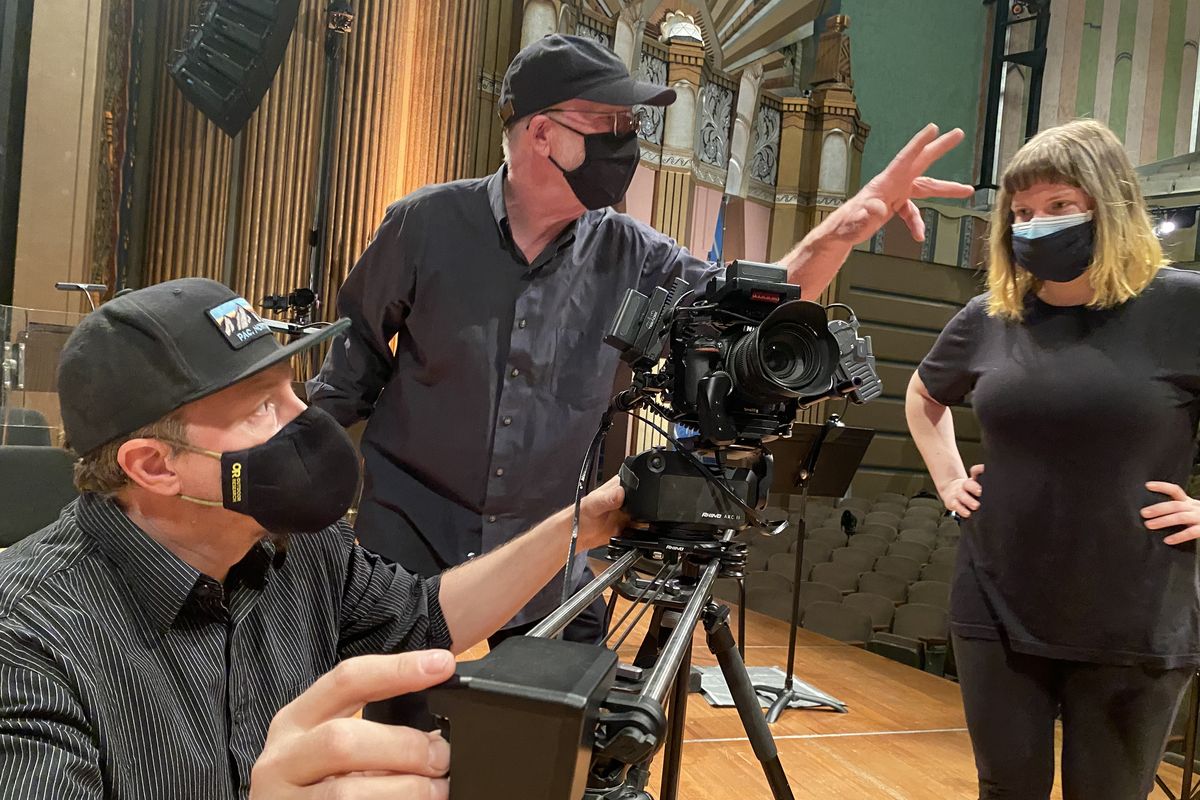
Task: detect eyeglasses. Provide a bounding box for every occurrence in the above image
[538,107,651,138]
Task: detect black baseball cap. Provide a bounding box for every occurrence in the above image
[498,34,676,124]
[58,278,349,455]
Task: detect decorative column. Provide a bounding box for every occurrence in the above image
[766,95,814,262]
[612,0,658,72]
[520,0,558,48]
[768,13,866,304]
[720,61,765,261]
[806,15,867,304]
[472,0,523,177]
[724,61,764,199]
[651,12,704,246]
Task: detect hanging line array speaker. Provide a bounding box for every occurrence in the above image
[169,0,302,136]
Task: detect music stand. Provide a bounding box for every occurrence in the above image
[754,414,874,722]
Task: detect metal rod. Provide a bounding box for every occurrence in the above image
[608,563,678,651]
[977,0,1009,190]
[307,2,352,310]
[782,482,809,692]
[527,549,639,639]
[640,557,721,706]
[221,131,244,289]
[659,638,693,800]
[1023,1,1051,140]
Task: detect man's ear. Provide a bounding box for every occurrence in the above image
[526,115,554,157]
[117,439,183,496]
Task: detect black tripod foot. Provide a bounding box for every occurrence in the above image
[704,603,795,800]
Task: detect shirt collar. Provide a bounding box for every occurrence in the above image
[486,165,509,233]
[487,164,594,271]
[75,493,281,635]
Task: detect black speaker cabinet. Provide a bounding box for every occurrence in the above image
[169,0,302,136]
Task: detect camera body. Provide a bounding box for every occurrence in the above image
[261,287,317,325]
[605,261,880,534]
[606,261,879,451]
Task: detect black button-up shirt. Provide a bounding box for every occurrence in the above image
[308,167,718,625]
[0,494,451,799]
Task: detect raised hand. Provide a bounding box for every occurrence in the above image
[828,124,975,246]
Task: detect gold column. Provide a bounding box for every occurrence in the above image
[767,14,867,304]
[473,0,523,177]
[766,96,814,261]
[651,34,704,245]
[803,14,867,305]
[393,0,487,198]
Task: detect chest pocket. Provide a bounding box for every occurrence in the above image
[552,326,616,409]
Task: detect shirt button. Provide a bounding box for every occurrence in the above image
[518,319,527,329]
[487,515,497,523]
[510,368,520,378]
[467,552,477,559]
[495,468,505,477]
[502,416,512,426]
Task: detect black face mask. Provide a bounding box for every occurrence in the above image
[178,406,360,534]
[548,120,640,210]
[1010,220,1096,283]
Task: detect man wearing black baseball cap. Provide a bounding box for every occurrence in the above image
[308,33,973,711]
[0,277,627,799]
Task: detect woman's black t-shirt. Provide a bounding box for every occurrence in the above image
[918,267,1200,667]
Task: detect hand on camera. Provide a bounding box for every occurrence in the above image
[1141,481,1200,545]
[250,650,455,800]
[577,476,629,550]
[938,464,984,518]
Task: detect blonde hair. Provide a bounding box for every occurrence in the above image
[985,119,1166,320]
[72,413,187,496]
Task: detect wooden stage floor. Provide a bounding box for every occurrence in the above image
[464,597,1187,799]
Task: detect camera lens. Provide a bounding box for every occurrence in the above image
[727,302,838,402]
[760,325,815,385]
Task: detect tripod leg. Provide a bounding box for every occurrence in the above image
[633,606,671,669]
[737,578,746,660]
[659,639,693,800]
[704,604,795,800]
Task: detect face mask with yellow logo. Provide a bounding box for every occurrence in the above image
[174,406,360,534]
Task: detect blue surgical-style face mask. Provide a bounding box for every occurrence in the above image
[1010,211,1095,283]
[1011,210,1093,239]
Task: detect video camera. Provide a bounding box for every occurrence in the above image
[261,287,317,326]
[604,260,880,535]
[428,262,882,800]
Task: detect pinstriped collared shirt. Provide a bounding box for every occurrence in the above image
[0,493,452,799]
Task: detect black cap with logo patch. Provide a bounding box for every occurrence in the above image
[57,278,348,455]
[498,33,676,125]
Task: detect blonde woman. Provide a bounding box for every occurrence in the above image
[907,119,1200,799]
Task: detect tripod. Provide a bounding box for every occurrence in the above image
[529,530,795,800]
[753,415,873,723]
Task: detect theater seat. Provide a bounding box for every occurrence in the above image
[0,446,77,546]
[0,407,52,447]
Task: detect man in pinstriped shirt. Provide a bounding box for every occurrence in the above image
[0,279,626,800]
